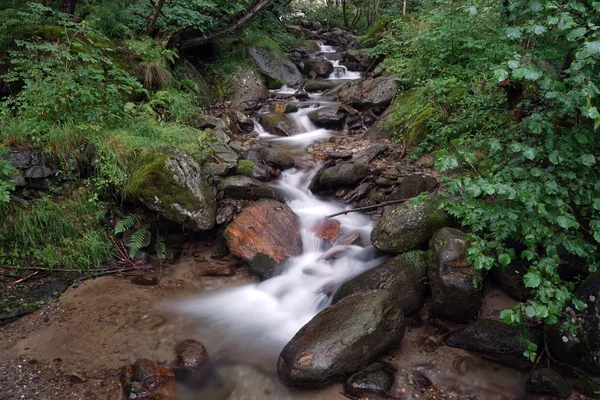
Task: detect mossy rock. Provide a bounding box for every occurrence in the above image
[236,160,256,176]
[126,149,216,231]
[385,90,437,147]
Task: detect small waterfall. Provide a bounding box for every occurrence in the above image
[327,60,362,80]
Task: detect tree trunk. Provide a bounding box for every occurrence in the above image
[61,0,76,14]
[342,0,349,27]
[180,0,274,49]
[146,0,164,36]
[403,0,407,15]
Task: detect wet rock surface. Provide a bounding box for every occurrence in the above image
[278,290,405,387]
[371,197,449,254]
[326,75,397,110]
[526,368,573,398]
[170,339,212,386]
[224,199,303,279]
[120,358,176,400]
[332,250,428,316]
[302,58,334,78]
[444,319,541,369]
[345,362,396,400]
[257,113,297,137]
[312,219,341,242]
[248,47,303,88]
[307,104,349,128]
[428,228,483,322]
[218,175,283,202]
[309,162,371,193]
[257,147,295,170]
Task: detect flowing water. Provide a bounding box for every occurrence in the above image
[177,41,385,364]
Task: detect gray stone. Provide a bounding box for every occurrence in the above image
[307,105,348,129]
[352,144,388,164]
[387,174,438,201]
[248,47,303,88]
[325,75,397,111]
[428,228,483,322]
[302,58,334,78]
[370,197,450,254]
[218,176,283,202]
[257,113,297,137]
[278,290,405,387]
[345,362,395,399]
[491,261,530,300]
[230,68,269,110]
[309,163,371,193]
[258,148,295,170]
[526,369,573,398]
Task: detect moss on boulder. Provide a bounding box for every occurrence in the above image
[126,149,216,231]
[385,90,436,147]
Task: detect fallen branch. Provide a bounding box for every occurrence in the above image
[74,265,156,282]
[325,185,438,218]
[10,271,40,285]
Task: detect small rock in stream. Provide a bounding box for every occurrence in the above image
[345,362,396,399]
[121,358,176,400]
[170,339,213,387]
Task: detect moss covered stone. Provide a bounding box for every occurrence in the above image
[236,160,256,176]
[126,149,216,231]
[386,90,436,147]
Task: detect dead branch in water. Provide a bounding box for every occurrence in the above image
[324,184,438,218]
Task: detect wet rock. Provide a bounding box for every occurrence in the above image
[236,160,273,182]
[444,319,542,369]
[257,113,296,137]
[218,176,283,202]
[309,163,371,193]
[224,199,303,280]
[345,362,395,399]
[203,163,234,178]
[340,61,359,72]
[313,219,341,242]
[388,174,438,201]
[371,197,449,254]
[343,49,375,70]
[248,47,303,88]
[428,228,483,322]
[341,182,370,203]
[189,114,230,133]
[491,261,530,300]
[339,232,361,245]
[363,105,394,140]
[526,368,573,398]
[332,250,428,315]
[126,149,216,231]
[545,273,600,377]
[411,371,432,388]
[352,144,388,164]
[211,231,230,259]
[307,105,348,129]
[121,358,176,400]
[232,110,254,132]
[302,58,334,78]
[257,148,295,170]
[325,75,397,111]
[328,151,353,160]
[173,58,214,107]
[211,130,240,164]
[171,339,212,386]
[268,102,299,114]
[230,67,269,110]
[305,79,349,92]
[375,177,395,188]
[278,290,406,387]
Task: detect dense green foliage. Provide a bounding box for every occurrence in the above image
[365,0,600,357]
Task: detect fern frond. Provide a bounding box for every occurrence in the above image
[154,232,167,261]
[114,213,143,235]
[127,223,149,258]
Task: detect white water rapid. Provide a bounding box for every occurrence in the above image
[175,42,380,366]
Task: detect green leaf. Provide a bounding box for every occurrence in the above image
[524,272,542,288]
[506,27,523,39]
[500,309,514,324]
[580,154,596,166]
[525,305,536,317]
[498,253,511,266]
[523,147,536,160]
[566,27,587,41]
[530,167,543,177]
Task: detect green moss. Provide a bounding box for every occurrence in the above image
[258,113,286,131]
[236,160,256,176]
[265,77,286,90]
[125,150,200,214]
[386,90,437,147]
[426,210,445,226]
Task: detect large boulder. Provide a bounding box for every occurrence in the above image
[7,149,57,187]
[428,228,483,322]
[278,290,405,387]
[230,67,269,110]
[387,174,438,201]
[305,79,350,92]
[248,47,304,88]
[526,369,573,398]
[545,273,600,378]
[224,199,302,279]
[325,75,397,111]
[257,113,296,137]
[332,250,428,316]
[307,105,348,129]
[173,58,214,107]
[491,261,530,300]
[302,58,334,78]
[126,149,216,231]
[370,197,449,254]
[309,163,371,194]
[218,176,283,202]
[444,319,542,369]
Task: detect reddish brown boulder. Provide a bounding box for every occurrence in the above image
[171,339,212,387]
[312,219,341,242]
[121,358,175,400]
[224,199,303,279]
